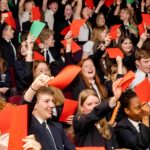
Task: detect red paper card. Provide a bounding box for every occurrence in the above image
[105,0,114,7]
[109,24,121,40]
[70,19,86,37]
[61,40,81,53]
[33,51,45,61]
[32,6,41,21]
[60,26,70,36]
[0,104,13,134]
[35,38,41,45]
[85,0,94,9]
[142,14,150,26]
[106,48,124,58]
[59,99,78,122]
[48,65,81,89]
[134,78,150,103]
[4,11,16,29]
[119,71,135,91]
[8,105,28,150]
[76,147,105,150]
[138,22,145,36]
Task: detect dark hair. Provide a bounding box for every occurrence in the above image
[47,0,58,8]
[17,32,29,60]
[119,89,137,110]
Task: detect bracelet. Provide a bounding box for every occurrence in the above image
[30,86,38,91]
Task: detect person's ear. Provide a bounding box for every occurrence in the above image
[135,60,140,67]
[124,108,130,115]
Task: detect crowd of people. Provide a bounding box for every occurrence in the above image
[0,0,150,149]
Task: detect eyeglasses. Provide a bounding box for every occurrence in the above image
[35,69,50,74]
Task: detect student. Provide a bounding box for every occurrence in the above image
[38,28,59,65]
[14,32,35,94]
[73,79,122,149]
[0,23,16,69]
[115,89,150,149]
[18,0,35,30]
[130,48,150,88]
[42,0,59,30]
[22,74,75,150]
[72,58,108,100]
[0,0,9,13]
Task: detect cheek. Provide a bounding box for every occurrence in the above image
[83,106,91,114]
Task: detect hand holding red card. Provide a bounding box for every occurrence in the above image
[106,48,124,58]
[119,71,135,91]
[59,99,78,122]
[70,19,86,37]
[61,40,81,53]
[134,78,150,103]
[48,65,81,89]
[109,24,121,40]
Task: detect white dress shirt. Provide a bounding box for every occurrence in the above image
[128,118,141,132]
[44,49,55,64]
[83,40,94,56]
[45,9,54,30]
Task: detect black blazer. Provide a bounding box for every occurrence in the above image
[0,38,16,68]
[115,118,150,150]
[73,99,114,150]
[14,61,33,93]
[29,115,75,150]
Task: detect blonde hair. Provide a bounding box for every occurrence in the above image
[78,89,112,139]
[120,8,137,27]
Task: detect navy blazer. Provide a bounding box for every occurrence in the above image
[29,115,75,150]
[115,118,150,150]
[73,99,115,150]
[22,100,75,150]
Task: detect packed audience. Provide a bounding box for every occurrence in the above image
[0,0,150,149]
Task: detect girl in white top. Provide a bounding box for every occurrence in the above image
[73,0,92,44]
[18,0,35,30]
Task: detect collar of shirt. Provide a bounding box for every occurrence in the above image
[128,118,141,132]
[34,115,47,125]
[136,69,150,78]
